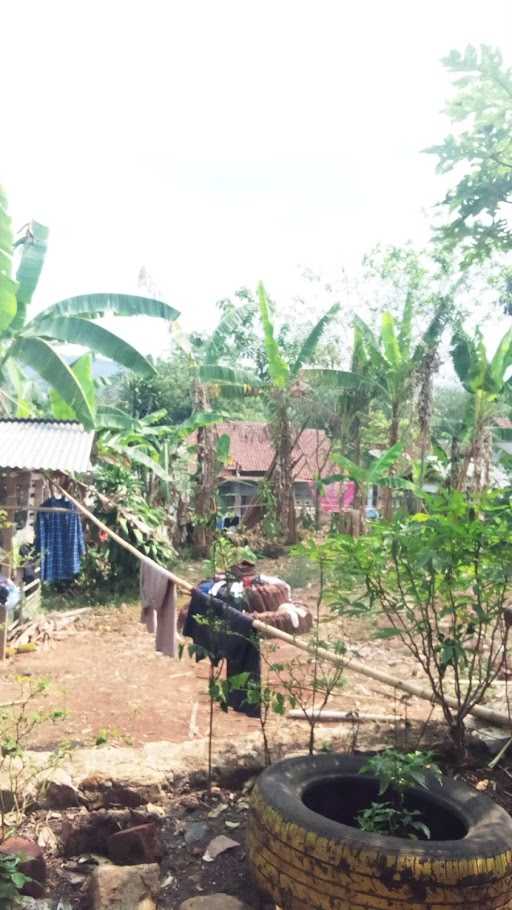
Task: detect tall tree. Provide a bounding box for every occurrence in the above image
[428,45,512,266]
[0,186,179,427]
[201,283,340,544]
[352,297,450,518]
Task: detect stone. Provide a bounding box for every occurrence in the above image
[108,823,162,866]
[61,809,134,856]
[0,837,47,898]
[20,901,73,909]
[89,862,159,910]
[179,896,251,910]
[41,769,82,809]
[184,821,210,844]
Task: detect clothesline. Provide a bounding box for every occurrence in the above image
[2,505,74,514]
[54,479,512,731]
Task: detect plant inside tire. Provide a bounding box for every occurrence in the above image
[248,753,512,910]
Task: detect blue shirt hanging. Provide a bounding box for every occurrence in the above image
[35,496,86,583]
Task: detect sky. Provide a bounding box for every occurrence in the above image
[3,0,512,356]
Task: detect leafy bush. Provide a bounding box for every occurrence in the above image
[78,462,176,596]
[327,489,512,755]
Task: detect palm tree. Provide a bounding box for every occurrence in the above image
[201,283,340,544]
[0,186,179,428]
[450,326,512,490]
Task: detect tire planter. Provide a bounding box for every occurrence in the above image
[247,754,512,910]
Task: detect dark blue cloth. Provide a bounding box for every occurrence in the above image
[183,588,260,717]
[35,497,85,583]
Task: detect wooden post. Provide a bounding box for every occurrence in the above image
[1,473,17,578]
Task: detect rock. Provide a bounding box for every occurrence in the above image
[20,901,73,909]
[61,809,131,857]
[108,823,162,866]
[41,769,82,808]
[179,896,251,910]
[184,821,209,844]
[89,862,160,909]
[0,837,47,898]
[467,718,511,755]
[80,772,163,809]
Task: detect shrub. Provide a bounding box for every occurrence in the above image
[327,490,512,756]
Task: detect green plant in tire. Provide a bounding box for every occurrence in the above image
[356,749,442,840]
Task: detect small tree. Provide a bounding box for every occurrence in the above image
[327,489,512,758]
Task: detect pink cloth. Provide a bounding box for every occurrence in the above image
[140,562,177,658]
[319,480,356,513]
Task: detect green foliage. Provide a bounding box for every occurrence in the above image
[356,750,441,840]
[0,677,69,839]
[331,443,405,488]
[206,534,256,578]
[355,802,431,840]
[327,489,512,752]
[80,461,176,596]
[428,45,512,265]
[0,187,17,335]
[0,185,179,427]
[0,852,31,903]
[257,282,290,389]
[360,750,441,796]
[452,326,512,399]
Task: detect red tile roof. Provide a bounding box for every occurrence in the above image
[216,421,332,481]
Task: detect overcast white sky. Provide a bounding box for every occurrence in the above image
[3,0,512,355]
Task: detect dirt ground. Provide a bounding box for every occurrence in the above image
[0,557,445,751]
[2,555,512,907]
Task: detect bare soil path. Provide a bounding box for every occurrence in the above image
[0,556,444,751]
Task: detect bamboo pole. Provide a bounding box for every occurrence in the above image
[58,483,512,731]
[288,710,398,723]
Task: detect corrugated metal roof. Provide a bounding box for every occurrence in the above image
[0,419,94,472]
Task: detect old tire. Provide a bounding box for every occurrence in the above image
[247,754,512,909]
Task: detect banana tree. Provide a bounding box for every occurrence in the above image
[305,323,378,510]
[0,186,179,428]
[353,297,450,518]
[451,326,512,490]
[200,283,340,544]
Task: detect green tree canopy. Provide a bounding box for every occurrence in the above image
[429,45,512,266]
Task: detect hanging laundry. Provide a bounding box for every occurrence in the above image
[140,562,178,658]
[35,497,86,583]
[183,589,261,717]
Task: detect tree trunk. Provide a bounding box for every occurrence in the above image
[192,383,218,557]
[417,350,439,485]
[272,403,297,545]
[382,403,400,521]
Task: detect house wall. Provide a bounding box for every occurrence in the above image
[218,480,259,521]
[218,478,316,520]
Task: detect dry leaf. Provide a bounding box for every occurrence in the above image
[202,835,240,862]
[37,826,58,852]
